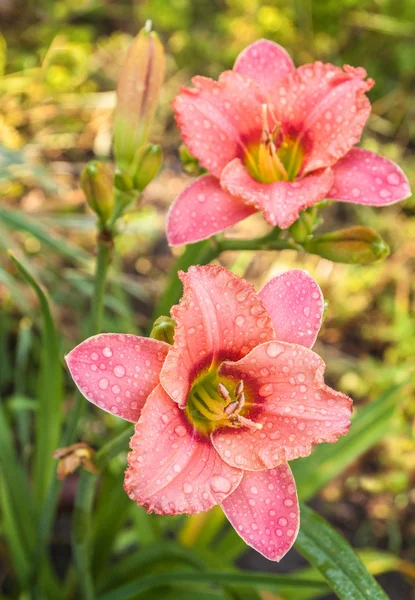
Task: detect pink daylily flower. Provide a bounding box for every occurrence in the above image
[66,266,352,560]
[167,40,411,246]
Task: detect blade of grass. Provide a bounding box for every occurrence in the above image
[13,317,33,465]
[98,571,326,600]
[295,503,388,600]
[0,403,35,586]
[9,252,63,510]
[1,207,90,265]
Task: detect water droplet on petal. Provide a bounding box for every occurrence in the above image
[113,365,126,378]
[266,342,283,358]
[98,378,108,390]
[210,476,232,495]
[102,346,112,357]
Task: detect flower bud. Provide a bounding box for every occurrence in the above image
[113,22,165,172]
[289,209,316,243]
[150,315,175,345]
[114,168,134,192]
[133,144,163,191]
[179,144,207,176]
[80,161,114,224]
[304,226,390,264]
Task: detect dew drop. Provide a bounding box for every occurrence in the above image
[266,342,283,358]
[235,315,246,327]
[210,476,232,494]
[102,347,112,358]
[113,365,126,378]
[386,173,400,185]
[98,378,108,390]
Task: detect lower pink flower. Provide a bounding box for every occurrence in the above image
[66,266,352,560]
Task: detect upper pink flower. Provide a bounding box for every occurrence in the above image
[66,266,352,560]
[167,40,411,246]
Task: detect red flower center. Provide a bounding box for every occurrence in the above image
[244,104,304,184]
[185,366,261,435]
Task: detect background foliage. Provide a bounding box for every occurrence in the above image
[0,0,414,598]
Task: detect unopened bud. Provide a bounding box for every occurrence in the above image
[80,161,114,224]
[289,209,316,243]
[150,315,175,344]
[304,226,390,264]
[113,23,165,172]
[133,144,163,191]
[114,168,134,192]
[179,144,207,176]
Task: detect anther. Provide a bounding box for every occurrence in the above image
[235,380,244,397]
[224,401,239,415]
[217,383,229,401]
[237,392,245,410]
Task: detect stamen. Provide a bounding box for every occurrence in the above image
[217,383,230,401]
[224,401,239,415]
[235,380,244,397]
[237,392,245,410]
[231,415,263,430]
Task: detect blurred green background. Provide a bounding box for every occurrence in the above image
[1,0,414,598]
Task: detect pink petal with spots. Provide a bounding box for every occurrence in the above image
[259,270,324,349]
[270,63,374,173]
[65,334,169,422]
[167,174,256,246]
[221,464,299,561]
[173,71,264,178]
[160,265,275,408]
[124,385,242,515]
[221,158,333,229]
[233,39,295,96]
[213,341,352,470]
[329,148,411,205]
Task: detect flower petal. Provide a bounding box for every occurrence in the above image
[259,270,324,349]
[160,265,275,408]
[221,158,333,229]
[124,385,242,515]
[167,174,256,246]
[213,341,352,470]
[233,39,295,95]
[65,334,168,422]
[221,464,299,561]
[173,71,264,178]
[329,148,411,205]
[270,63,374,173]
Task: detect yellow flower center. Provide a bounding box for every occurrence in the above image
[244,105,304,184]
[186,367,260,435]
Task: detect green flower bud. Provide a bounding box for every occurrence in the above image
[133,144,163,191]
[114,168,134,192]
[289,210,316,243]
[150,315,175,345]
[80,161,114,224]
[304,226,390,264]
[179,144,207,176]
[113,22,165,172]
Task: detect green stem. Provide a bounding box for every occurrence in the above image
[152,228,299,322]
[72,472,96,600]
[90,231,113,334]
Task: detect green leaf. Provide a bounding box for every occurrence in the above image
[0,404,35,587]
[9,252,63,509]
[152,239,220,322]
[295,503,388,600]
[0,207,90,264]
[292,386,401,500]
[98,571,326,600]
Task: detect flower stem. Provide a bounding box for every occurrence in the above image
[90,229,113,334]
[152,228,300,323]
